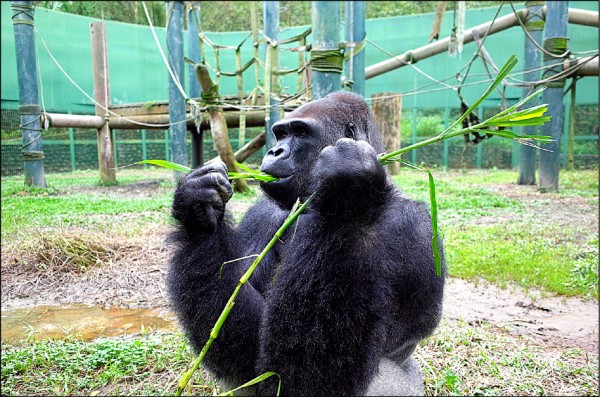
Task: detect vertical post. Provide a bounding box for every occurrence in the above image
[539,1,568,192]
[11,1,47,187]
[476,107,483,169]
[112,129,118,169]
[443,107,449,169]
[187,2,201,99]
[567,80,576,170]
[164,130,169,160]
[344,1,365,96]
[168,1,188,179]
[90,22,116,183]
[69,127,76,172]
[311,1,341,99]
[264,1,280,150]
[141,129,148,169]
[187,1,203,167]
[371,93,401,175]
[411,108,417,164]
[517,1,545,185]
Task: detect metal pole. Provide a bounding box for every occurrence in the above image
[187,1,203,167]
[167,1,188,179]
[344,1,365,96]
[517,1,545,186]
[11,0,47,187]
[264,1,280,149]
[539,1,569,192]
[311,1,341,99]
[187,2,201,99]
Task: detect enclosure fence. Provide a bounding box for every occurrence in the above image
[2,104,597,176]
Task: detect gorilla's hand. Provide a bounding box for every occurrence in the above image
[172,160,233,231]
[313,138,388,218]
[314,138,386,189]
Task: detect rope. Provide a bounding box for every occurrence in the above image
[310,49,344,73]
[11,2,35,26]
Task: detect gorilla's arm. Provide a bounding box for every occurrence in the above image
[167,162,283,386]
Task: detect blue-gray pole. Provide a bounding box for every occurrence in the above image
[539,1,568,192]
[344,1,365,96]
[187,2,201,99]
[264,1,280,150]
[517,1,545,185]
[187,1,203,168]
[168,1,188,178]
[11,1,46,187]
[311,1,341,99]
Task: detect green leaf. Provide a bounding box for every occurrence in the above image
[218,372,281,396]
[231,161,279,182]
[399,160,443,277]
[442,54,518,137]
[135,159,192,173]
[486,86,547,122]
[487,104,551,126]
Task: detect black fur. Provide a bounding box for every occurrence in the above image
[167,91,445,396]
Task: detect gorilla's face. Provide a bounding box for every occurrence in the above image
[260,92,384,210]
[260,117,324,209]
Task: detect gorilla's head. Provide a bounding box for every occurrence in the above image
[260,91,384,209]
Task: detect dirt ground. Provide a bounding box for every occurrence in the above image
[1,179,598,354]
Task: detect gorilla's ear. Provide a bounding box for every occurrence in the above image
[345,122,357,140]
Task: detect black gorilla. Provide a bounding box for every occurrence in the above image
[167,91,445,396]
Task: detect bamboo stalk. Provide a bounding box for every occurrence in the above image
[175,194,314,396]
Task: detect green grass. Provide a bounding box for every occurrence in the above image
[0,168,598,395]
[419,320,598,396]
[2,321,597,396]
[392,169,599,299]
[0,169,259,240]
[1,332,216,396]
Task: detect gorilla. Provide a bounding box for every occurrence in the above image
[167,91,445,396]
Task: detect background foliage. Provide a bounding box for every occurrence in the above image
[36,1,503,31]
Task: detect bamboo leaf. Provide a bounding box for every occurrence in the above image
[487,104,550,125]
[471,128,552,143]
[399,160,442,276]
[234,161,258,174]
[486,86,547,122]
[218,372,281,396]
[135,159,192,173]
[442,54,518,136]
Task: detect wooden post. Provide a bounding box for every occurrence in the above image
[90,22,116,183]
[195,63,248,192]
[371,92,402,175]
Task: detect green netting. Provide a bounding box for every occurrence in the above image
[1,1,597,112]
[1,1,597,175]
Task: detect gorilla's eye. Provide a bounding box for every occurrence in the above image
[345,123,357,140]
